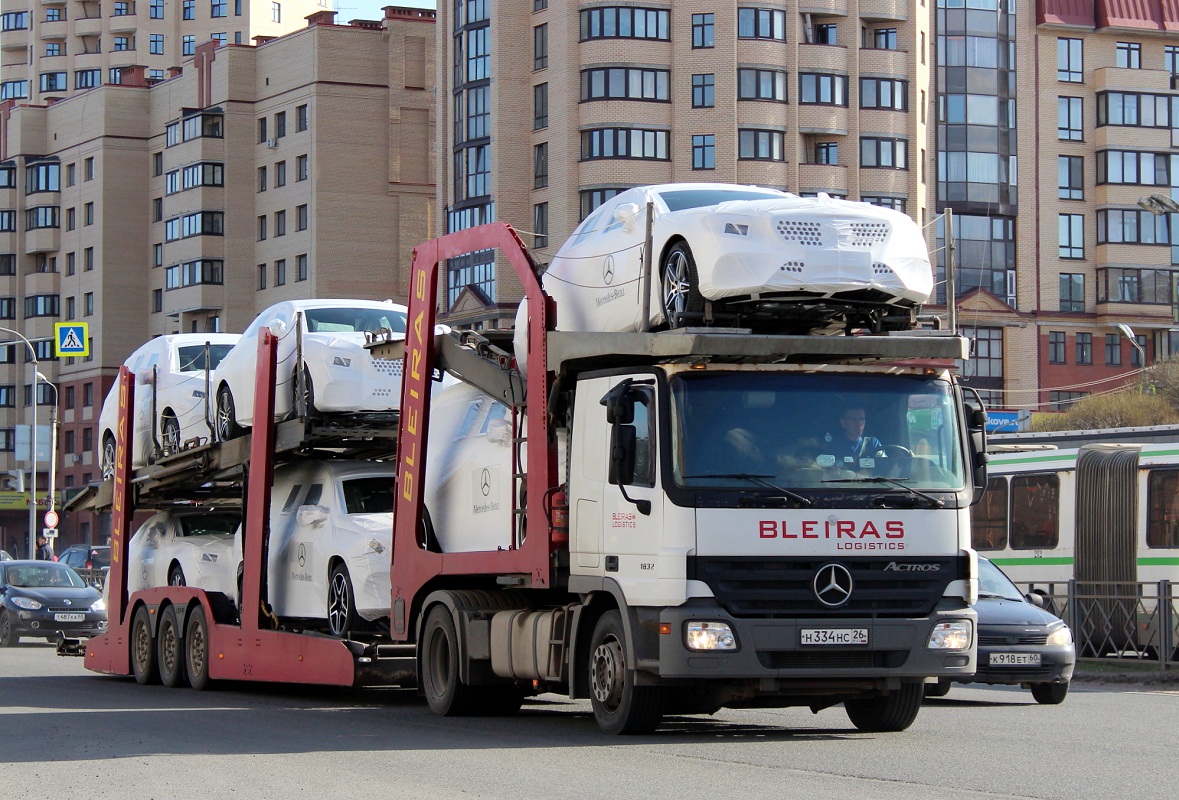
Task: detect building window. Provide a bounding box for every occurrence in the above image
[1116,41,1142,69]
[533,143,548,188]
[692,135,715,170]
[274,210,286,237]
[1096,209,1169,245]
[737,7,785,40]
[1059,214,1084,259]
[153,289,162,313]
[153,243,162,266]
[275,259,286,286]
[534,83,548,129]
[579,8,670,41]
[1096,93,1175,128]
[296,204,308,231]
[1049,391,1088,410]
[150,0,164,18]
[815,23,837,45]
[275,111,286,139]
[866,27,897,49]
[149,34,164,55]
[152,198,162,222]
[1096,150,1170,186]
[860,78,907,110]
[1057,38,1083,81]
[799,73,847,106]
[212,0,227,17]
[164,212,224,241]
[862,196,905,212]
[258,216,267,241]
[738,129,785,161]
[66,252,75,275]
[25,163,60,194]
[1075,332,1092,364]
[83,292,93,316]
[40,72,68,93]
[1060,273,1085,312]
[84,247,94,270]
[257,264,267,290]
[692,13,714,48]
[533,203,548,249]
[182,36,195,56]
[860,137,908,169]
[0,80,29,101]
[1132,335,1148,366]
[45,43,63,58]
[183,0,195,19]
[24,295,60,318]
[580,67,670,101]
[0,299,13,319]
[814,142,838,165]
[1048,331,1066,364]
[533,23,548,69]
[692,74,715,108]
[275,161,286,187]
[1167,46,1179,75]
[271,2,281,23]
[581,128,669,160]
[296,155,308,181]
[84,202,94,225]
[738,68,787,102]
[960,326,1003,379]
[1106,334,1122,366]
[297,254,308,281]
[75,69,100,89]
[0,255,13,275]
[1,12,29,31]
[113,36,131,52]
[1058,97,1083,140]
[296,104,308,132]
[1058,155,1083,200]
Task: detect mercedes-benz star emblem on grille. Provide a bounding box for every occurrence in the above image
[813,563,854,607]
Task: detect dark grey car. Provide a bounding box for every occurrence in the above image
[926,557,1075,704]
[0,561,108,645]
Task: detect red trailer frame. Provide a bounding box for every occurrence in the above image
[390,223,558,640]
[84,330,358,685]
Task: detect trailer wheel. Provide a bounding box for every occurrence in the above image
[186,605,212,691]
[169,565,187,587]
[327,564,360,638]
[420,605,478,716]
[660,242,704,329]
[845,682,923,732]
[130,605,160,685]
[0,610,18,647]
[588,610,664,735]
[215,386,242,441]
[157,605,187,689]
[1030,682,1069,705]
[161,414,181,457]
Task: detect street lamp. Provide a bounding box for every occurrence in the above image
[0,327,37,560]
[1136,193,1179,216]
[35,371,58,534]
[1116,323,1148,392]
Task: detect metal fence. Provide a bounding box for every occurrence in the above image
[1020,580,1177,670]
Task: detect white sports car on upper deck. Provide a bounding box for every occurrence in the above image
[211,299,408,440]
[99,333,241,479]
[541,183,934,334]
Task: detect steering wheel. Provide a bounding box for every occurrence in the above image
[883,444,914,459]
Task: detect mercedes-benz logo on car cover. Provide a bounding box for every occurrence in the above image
[813,563,854,607]
[480,468,491,497]
[603,255,615,285]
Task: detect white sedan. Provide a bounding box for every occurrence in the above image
[126,509,241,595]
[211,299,407,440]
[231,460,396,637]
[540,183,934,334]
[99,333,241,479]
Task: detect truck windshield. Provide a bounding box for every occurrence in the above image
[668,372,965,491]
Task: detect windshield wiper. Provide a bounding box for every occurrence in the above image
[820,475,945,508]
[976,592,1010,599]
[684,473,812,507]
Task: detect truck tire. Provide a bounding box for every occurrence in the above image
[420,605,479,716]
[157,605,187,689]
[588,610,664,735]
[1030,682,1069,705]
[845,682,923,732]
[131,605,160,685]
[186,605,213,691]
[923,679,951,699]
[660,242,704,329]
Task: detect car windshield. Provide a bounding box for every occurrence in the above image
[178,513,240,537]
[668,371,966,491]
[656,188,784,212]
[978,559,1026,601]
[177,344,236,372]
[4,563,86,588]
[342,476,396,514]
[303,307,407,334]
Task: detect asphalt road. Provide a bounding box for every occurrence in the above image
[2,642,1176,800]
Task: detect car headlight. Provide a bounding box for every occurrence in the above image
[90,599,106,613]
[1046,625,1073,647]
[685,621,737,651]
[11,597,42,610]
[927,620,972,650]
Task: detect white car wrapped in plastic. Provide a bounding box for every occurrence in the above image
[126,509,241,594]
[211,299,407,440]
[540,183,934,334]
[98,333,241,479]
[230,460,396,637]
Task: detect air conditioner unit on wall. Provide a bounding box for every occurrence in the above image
[266,138,278,149]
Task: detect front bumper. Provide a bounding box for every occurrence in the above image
[11,609,108,640]
[657,600,976,684]
[963,644,1075,686]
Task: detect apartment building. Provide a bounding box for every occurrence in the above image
[0,9,435,551]
[0,0,330,106]
[437,0,934,329]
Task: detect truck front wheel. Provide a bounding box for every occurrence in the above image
[588,610,664,735]
[420,605,477,716]
[845,682,923,732]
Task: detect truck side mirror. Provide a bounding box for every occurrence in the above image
[609,425,637,486]
[963,392,989,505]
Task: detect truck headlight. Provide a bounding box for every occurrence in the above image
[90,599,106,613]
[685,621,737,651]
[12,597,42,610]
[1046,625,1073,647]
[927,620,972,650]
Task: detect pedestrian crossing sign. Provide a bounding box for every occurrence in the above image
[54,322,89,357]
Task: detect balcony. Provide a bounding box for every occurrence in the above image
[858,168,911,196]
[1092,67,1172,93]
[859,47,908,76]
[797,104,848,135]
[576,158,672,190]
[24,227,59,254]
[1091,125,1171,151]
[798,162,849,195]
[799,0,849,15]
[73,16,102,37]
[23,269,60,297]
[859,0,909,21]
[38,20,67,39]
[735,160,789,187]
[797,43,851,74]
[0,29,29,51]
[109,14,137,34]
